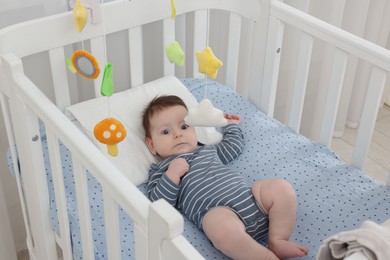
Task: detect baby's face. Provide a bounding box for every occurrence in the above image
[146,105,198,158]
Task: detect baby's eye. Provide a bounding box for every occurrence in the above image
[181,124,189,130]
[162,129,170,135]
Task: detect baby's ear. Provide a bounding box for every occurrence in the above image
[145,137,157,155]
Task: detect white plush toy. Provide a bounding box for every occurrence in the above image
[185,98,228,127]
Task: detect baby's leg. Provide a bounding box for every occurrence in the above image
[252,179,308,259]
[202,207,279,260]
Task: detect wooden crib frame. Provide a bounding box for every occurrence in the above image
[1,0,390,259]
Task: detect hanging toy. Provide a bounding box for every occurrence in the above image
[185,47,227,127]
[100,63,114,96]
[66,57,77,74]
[94,64,127,157]
[170,0,177,19]
[196,47,223,79]
[185,99,227,127]
[73,0,88,32]
[164,1,183,66]
[94,118,127,157]
[70,0,103,24]
[165,41,185,66]
[70,50,100,79]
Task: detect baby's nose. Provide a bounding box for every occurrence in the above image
[174,131,183,139]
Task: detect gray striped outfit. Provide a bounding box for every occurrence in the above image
[147,124,269,242]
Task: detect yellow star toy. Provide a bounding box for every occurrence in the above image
[73,0,88,32]
[196,47,223,79]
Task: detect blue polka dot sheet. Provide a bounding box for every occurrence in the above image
[7,78,390,259]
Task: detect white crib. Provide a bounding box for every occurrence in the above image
[1,0,389,259]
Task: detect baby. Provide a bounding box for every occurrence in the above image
[142,95,308,259]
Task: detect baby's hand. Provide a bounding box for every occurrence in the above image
[224,113,241,125]
[166,158,189,185]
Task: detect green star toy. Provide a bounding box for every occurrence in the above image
[165,41,185,66]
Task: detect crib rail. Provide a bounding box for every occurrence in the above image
[0,0,260,59]
[1,53,204,259]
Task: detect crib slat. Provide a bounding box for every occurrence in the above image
[247,9,269,103]
[233,19,254,98]
[90,36,107,97]
[20,110,58,259]
[175,14,186,78]
[318,48,348,147]
[134,224,148,259]
[103,190,121,260]
[260,16,284,116]
[193,9,208,78]
[163,18,175,76]
[129,26,144,86]
[288,32,313,133]
[49,47,71,112]
[352,66,387,169]
[73,161,95,260]
[0,92,35,255]
[225,13,241,90]
[2,54,58,260]
[334,55,360,137]
[46,130,73,260]
[21,117,57,258]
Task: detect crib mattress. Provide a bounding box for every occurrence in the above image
[8,78,390,259]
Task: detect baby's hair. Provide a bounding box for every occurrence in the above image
[142,95,188,138]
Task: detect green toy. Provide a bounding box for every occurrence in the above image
[165,41,185,66]
[101,63,113,96]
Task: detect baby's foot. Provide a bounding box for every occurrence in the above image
[269,240,309,259]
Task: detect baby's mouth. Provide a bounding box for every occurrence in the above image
[174,142,185,148]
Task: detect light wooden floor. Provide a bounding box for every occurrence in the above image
[331,104,390,185]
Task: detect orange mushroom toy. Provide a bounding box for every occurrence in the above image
[94,117,127,157]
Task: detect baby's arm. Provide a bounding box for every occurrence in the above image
[166,158,189,185]
[147,158,188,206]
[215,114,244,164]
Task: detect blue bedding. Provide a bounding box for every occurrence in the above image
[7,78,390,259]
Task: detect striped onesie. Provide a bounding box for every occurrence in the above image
[147,124,269,242]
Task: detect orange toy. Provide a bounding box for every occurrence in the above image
[72,50,100,79]
[94,117,127,157]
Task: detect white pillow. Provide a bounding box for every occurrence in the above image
[65,76,222,185]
